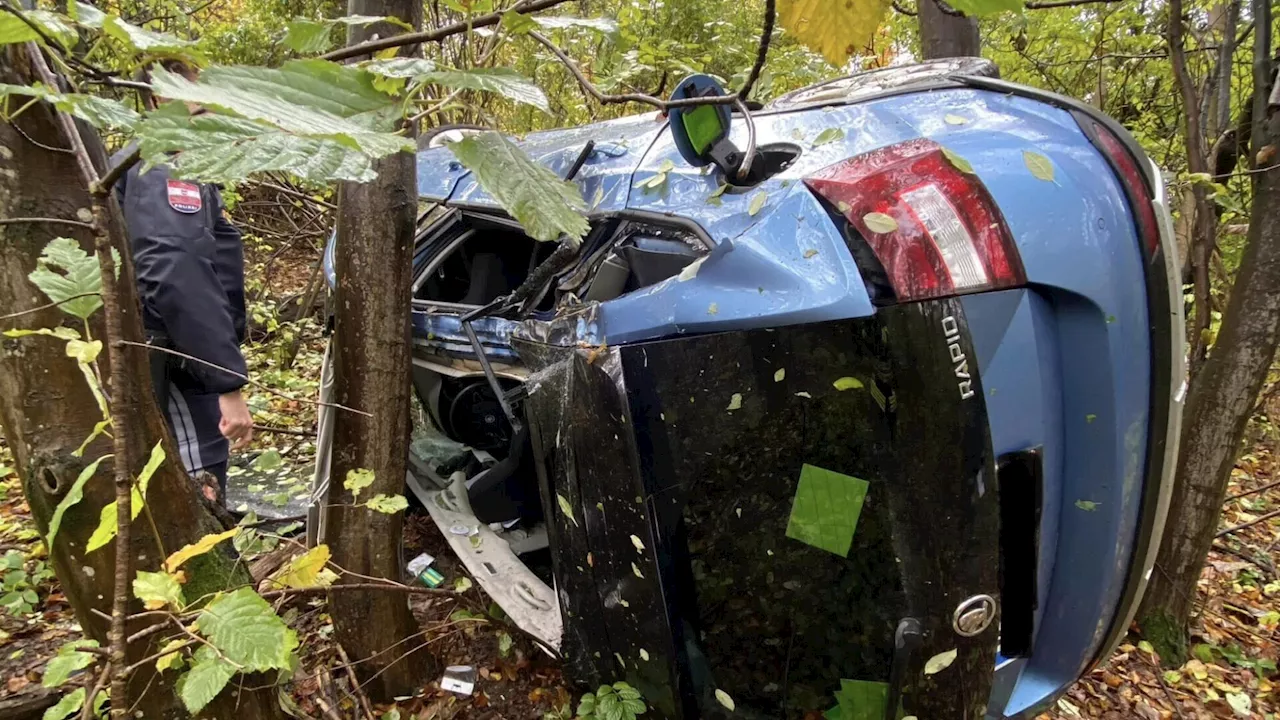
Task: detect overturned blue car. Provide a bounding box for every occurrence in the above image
[316,58,1185,720]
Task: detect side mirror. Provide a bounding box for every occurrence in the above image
[668,74,742,177]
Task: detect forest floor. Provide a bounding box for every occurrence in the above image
[0,204,1277,719]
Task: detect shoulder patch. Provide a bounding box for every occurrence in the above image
[166,180,202,214]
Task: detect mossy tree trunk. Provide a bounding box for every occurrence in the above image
[0,46,283,719]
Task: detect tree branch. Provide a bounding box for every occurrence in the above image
[737,0,775,101]
[114,340,372,417]
[1215,507,1280,538]
[0,293,104,322]
[0,216,94,229]
[1024,0,1128,8]
[92,147,140,197]
[320,0,575,62]
[892,0,918,15]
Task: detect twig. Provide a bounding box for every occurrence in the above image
[0,216,95,229]
[254,180,337,210]
[737,0,775,101]
[336,645,376,720]
[1211,540,1276,577]
[1225,477,1280,501]
[1024,0,1128,7]
[891,0,918,14]
[321,0,575,61]
[91,147,140,197]
[0,292,99,321]
[114,340,372,417]
[1215,507,1280,538]
[121,638,199,676]
[80,663,110,720]
[11,122,73,154]
[252,423,313,437]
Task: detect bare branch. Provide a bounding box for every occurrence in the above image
[892,0,919,15]
[92,147,140,197]
[1025,0,1128,8]
[1215,507,1280,538]
[320,0,575,62]
[0,216,94,229]
[737,0,776,101]
[115,340,373,417]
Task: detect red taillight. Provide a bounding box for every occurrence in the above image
[805,138,1025,302]
[1089,121,1161,257]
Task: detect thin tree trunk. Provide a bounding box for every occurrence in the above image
[323,0,436,701]
[918,0,980,59]
[1137,11,1277,662]
[0,46,283,719]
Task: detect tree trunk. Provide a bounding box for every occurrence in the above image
[0,47,283,719]
[1137,25,1278,663]
[918,0,980,59]
[323,0,436,701]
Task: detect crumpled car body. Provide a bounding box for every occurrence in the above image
[320,59,1185,720]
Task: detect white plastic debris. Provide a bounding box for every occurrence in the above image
[441,665,477,696]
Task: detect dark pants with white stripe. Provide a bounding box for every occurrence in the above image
[149,340,230,495]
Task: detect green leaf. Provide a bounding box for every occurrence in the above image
[176,646,236,714]
[85,501,118,553]
[447,132,589,243]
[945,0,1023,15]
[1075,500,1099,511]
[411,68,549,112]
[500,10,538,34]
[531,16,618,33]
[621,698,646,716]
[133,570,184,610]
[0,13,40,45]
[923,648,957,675]
[366,493,409,514]
[41,687,85,720]
[148,61,410,158]
[135,111,377,184]
[0,83,138,131]
[46,454,109,547]
[198,587,298,671]
[269,545,332,589]
[862,212,898,233]
[942,147,975,174]
[283,19,334,53]
[557,493,578,526]
[103,15,202,61]
[714,689,735,711]
[362,57,437,79]
[155,638,187,672]
[253,449,283,471]
[812,127,844,147]
[614,682,641,700]
[777,0,891,66]
[344,468,375,500]
[136,441,164,502]
[577,692,597,717]
[70,2,105,28]
[27,10,77,49]
[1225,692,1251,717]
[28,237,103,320]
[1023,150,1055,182]
[498,631,514,657]
[1192,644,1217,663]
[164,528,238,572]
[748,191,767,216]
[3,327,79,341]
[833,376,864,391]
[42,640,99,688]
[597,693,624,720]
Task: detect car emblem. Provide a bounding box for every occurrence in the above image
[953,594,997,637]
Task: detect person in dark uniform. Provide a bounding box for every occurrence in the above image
[114,60,252,500]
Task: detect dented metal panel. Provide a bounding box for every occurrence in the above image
[515,298,1000,719]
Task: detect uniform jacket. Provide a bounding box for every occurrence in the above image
[114,149,247,395]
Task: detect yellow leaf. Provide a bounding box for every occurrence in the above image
[778,0,892,67]
[269,545,331,589]
[863,212,898,234]
[155,638,186,672]
[833,376,864,391]
[163,529,238,574]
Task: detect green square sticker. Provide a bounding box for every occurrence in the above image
[786,464,869,558]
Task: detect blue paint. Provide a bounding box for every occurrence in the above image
[327,82,1161,718]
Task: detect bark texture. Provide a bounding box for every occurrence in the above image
[323,0,436,700]
[0,47,282,719]
[918,0,980,59]
[1138,81,1280,661]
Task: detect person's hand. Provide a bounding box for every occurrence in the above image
[218,390,253,450]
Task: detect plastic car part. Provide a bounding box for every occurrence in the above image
[1083,118,1162,256]
[805,137,1025,302]
[412,472,562,652]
